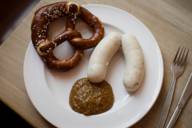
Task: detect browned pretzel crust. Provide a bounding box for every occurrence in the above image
[31,1,104,70]
[31,2,83,71]
[69,6,104,49]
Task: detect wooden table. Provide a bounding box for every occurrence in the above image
[0,0,192,127]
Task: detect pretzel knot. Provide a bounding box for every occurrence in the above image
[31,1,104,71]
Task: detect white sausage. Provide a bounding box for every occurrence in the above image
[122,34,145,92]
[88,32,121,83]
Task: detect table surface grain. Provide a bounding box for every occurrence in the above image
[0,0,192,128]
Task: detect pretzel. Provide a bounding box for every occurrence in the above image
[31,2,83,71]
[31,1,104,70]
[68,3,105,49]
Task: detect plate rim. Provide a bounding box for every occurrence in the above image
[24,3,164,128]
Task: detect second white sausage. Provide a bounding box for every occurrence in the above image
[122,34,145,92]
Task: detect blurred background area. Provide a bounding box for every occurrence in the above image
[0,0,39,127]
[0,101,32,127]
[0,0,39,44]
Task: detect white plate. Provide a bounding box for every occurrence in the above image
[24,4,163,128]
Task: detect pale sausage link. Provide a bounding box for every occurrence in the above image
[87,32,121,83]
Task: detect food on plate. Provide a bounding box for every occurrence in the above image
[37,31,84,70]
[69,78,114,116]
[68,3,104,49]
[88,32,121,83]
[31,1,104,71]
[122,34,145,92]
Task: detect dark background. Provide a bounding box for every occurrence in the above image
[0,101,32,127]
[0,0,39,127]
[0,0,39,43]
